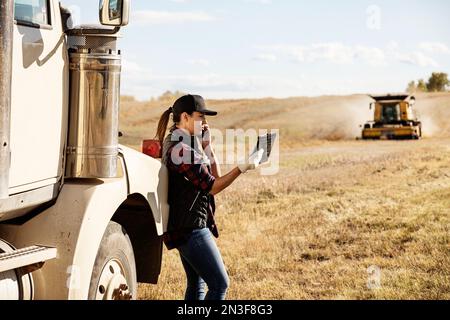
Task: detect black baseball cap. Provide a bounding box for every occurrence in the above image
[172,94,218,116]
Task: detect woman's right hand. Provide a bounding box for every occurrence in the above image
[202,123,211,150]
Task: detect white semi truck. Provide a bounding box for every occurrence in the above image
[0,0,169,299]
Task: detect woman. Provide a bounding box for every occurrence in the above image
[156,94,262,300]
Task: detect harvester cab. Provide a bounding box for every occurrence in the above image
[362,94,422,140]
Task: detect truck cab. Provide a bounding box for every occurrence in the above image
[0,0,169,300]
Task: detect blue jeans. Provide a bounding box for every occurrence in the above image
[176,228,229,300]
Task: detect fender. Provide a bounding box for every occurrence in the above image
[119,145,169,236]
[0,147,169,299]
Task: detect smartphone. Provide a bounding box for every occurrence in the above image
[202,123,209,138]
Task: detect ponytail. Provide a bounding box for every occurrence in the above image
[156,107,173,146]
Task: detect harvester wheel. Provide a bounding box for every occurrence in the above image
[88,221,137,300]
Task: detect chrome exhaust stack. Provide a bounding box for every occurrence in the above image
[65,27,122,178]
[0,0,14,198]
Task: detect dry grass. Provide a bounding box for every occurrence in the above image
[120,93,450,300]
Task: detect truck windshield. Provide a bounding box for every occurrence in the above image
[14,0,49,26]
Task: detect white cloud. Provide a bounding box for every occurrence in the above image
[384,42,438,67]
[386,41,400,53]
[258,42,441,67]
[120,60,418,100]
[254,53,277,62]
[188,59,211,67]
[307,43,356,64]
[244,0,272,4]
[353,46,386,66]
[119,41,443,100]
[121,66,313,100]
[133,10,216,25]
[122,59,142,73]
[394,51,438,68]
[258,43,387,66]
[120,67,410,101]
[419,42,450,55]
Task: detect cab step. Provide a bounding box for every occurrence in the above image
[0,245,57,273]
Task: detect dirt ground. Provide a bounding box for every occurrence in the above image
[119,93,450,300]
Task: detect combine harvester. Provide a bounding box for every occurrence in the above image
[362,94,422,140]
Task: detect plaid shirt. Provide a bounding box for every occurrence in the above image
[166,141,216,193]
[165,138,219,238]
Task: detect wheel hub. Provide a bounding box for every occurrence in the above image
[95,259,132,300]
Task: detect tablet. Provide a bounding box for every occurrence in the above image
[251,132,277,164]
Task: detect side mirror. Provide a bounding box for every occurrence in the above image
[100,0,130,27]
[369,102,373,110]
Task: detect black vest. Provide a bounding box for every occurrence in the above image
[162,132,217,238]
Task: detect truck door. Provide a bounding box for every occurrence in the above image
[9,0,68,192]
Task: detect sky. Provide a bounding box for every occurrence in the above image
[61,0,450,100]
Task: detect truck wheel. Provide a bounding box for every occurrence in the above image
[88,221,137,300]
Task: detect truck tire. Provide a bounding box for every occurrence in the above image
[88,221,137,300]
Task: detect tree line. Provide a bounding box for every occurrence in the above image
[407,72,449,93]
